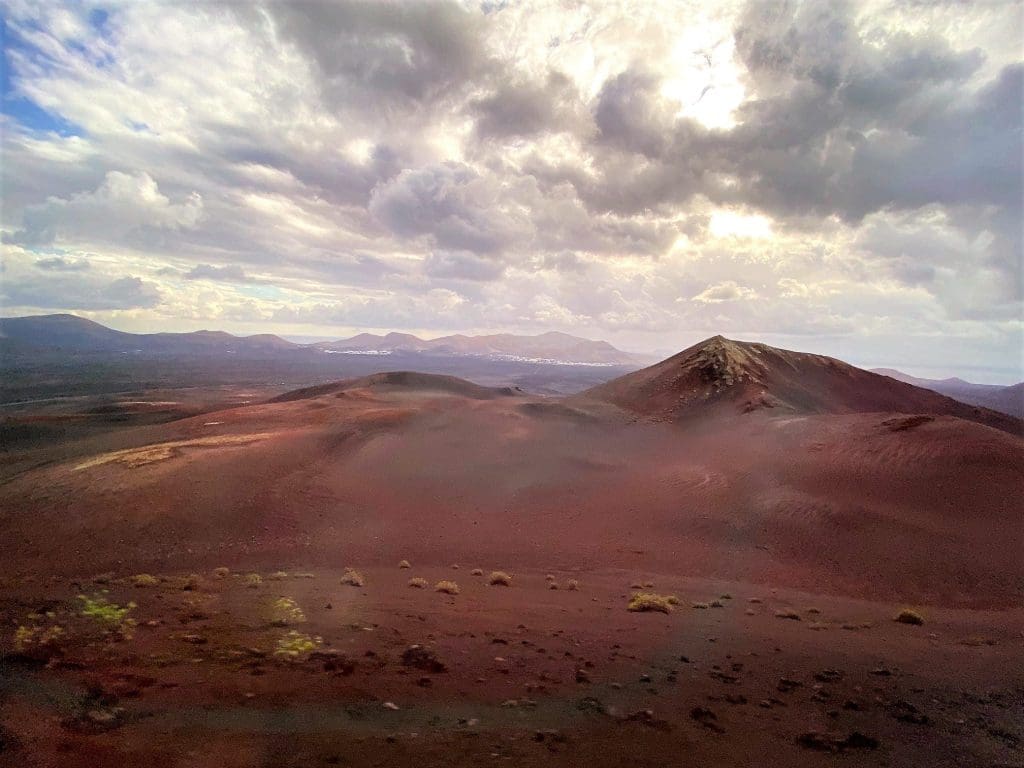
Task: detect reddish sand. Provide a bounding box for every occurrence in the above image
[1,340,1022,766]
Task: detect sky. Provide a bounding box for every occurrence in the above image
[0,0,1021,382]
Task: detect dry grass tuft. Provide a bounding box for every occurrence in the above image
[628,593,675,614]
[471,568,484,576]
[244,573,262,588]
[131,574,159,588]
[488,571,513,586]
[398,560,411,569]
[435,580,460,595]
[268,571,289,581]
[212,567,230,579]
[566,579,579,591]
[894,608,924,626]
[407,577,428,589]
[340,569,365,587]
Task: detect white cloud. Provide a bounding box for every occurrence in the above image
[0,0,1019,379]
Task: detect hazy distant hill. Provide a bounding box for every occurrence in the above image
[873,368,1023,419]
[314,329,644,366]
[0,314,642,366]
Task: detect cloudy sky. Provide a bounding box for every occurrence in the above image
[1,0,1021,381]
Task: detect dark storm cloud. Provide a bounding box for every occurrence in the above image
[35,256,90,271]
[2,273,162,310]
[368,162,532,254]
[185,264,254,282]
[471,71,583,139]
[255,0,490,111]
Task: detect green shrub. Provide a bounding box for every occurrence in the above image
[269,597,306,626]
[274,630,323,658]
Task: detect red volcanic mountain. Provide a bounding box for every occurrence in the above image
[579,335,1021,434]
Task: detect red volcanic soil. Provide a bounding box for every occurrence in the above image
[1,348,1023,767]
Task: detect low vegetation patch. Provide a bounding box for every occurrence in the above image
[628,593,675,614]
[775,609,802,620]
[398,560,411,569]
[13,624,65,656]
[269,597,306,626]
[566,579,579,591]
[212,567,230,579]
[181,574,201,591]
[488,571,513,586]
[268,571,289,581]
[244,573,262,588]
[407,577,428,589]
[894,609,924,626]
[131,574,159,588]
[274,630,323,658]
[471,568,483,576]
[435,580,460,595]
[78,593,137,638]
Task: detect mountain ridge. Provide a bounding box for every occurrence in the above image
[578,335,1022,434]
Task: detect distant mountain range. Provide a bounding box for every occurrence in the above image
[872,368,1023,419]
[311,329,644,365]
[0,314,645,366]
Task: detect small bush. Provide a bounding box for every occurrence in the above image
[78,594,137,638]
[549,582,559,590]
[340,569,365,587]
[894,609,924,626]
[398,560,411,569]
[274,630,323,658]
[628,593,675,614]
[545,574,555,581]
[666,595,680,605]
[131,574,159,588]
[435,580,460,595]
[806,607,821,614]
[244,573,262,588]
[212,567,230,579]
[566,579,579,591]
[268,571,289,581]
[182,574,202,591]
[269,597,305,626]
[471,568,483,576]
[774,609,801,621]
[408,577,428,589]
[709,599,724,608]
[488,571,513,586]
[13,624,65,654]
[692,602,709,609]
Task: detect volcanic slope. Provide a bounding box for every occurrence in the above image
[576,335,1021,434]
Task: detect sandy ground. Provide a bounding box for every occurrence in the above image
[1,379,1023,766]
